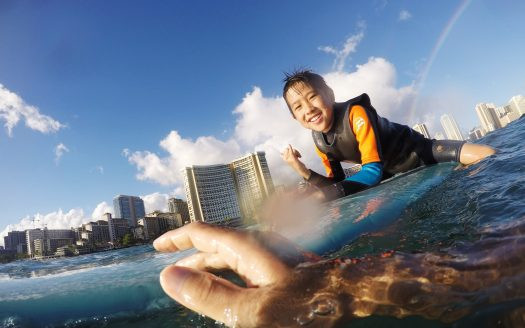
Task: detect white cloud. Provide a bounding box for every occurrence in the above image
[125,130,242,186]
[399,10,412,21]
[90,201,113,220]
[141,192,170,213]
[54,143,70,164]
[0,84,64,137]
[323,57,417,122]
[318,22,365,72]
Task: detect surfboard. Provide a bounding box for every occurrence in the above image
[293,163,456,254]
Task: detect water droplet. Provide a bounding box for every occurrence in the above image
[296,312,315,326]
[311,297,336,315]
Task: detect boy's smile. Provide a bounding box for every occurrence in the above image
[285,82,334,133]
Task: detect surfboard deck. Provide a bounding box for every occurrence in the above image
[294,163,456,254]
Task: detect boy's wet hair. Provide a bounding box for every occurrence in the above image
[282,69,334,116]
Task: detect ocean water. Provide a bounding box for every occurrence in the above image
[1,117,524,328]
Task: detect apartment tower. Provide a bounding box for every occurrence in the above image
[440,114,464,141]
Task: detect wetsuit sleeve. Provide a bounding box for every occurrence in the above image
[349,105,382,164]
[319,105,384,200]
[306,146,345,188]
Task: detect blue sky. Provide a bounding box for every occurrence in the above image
[1,0,524,241]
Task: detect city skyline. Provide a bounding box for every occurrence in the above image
[2,1,525,245]
[412,93,525,141]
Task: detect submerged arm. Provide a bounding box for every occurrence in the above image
[155,222,525,327]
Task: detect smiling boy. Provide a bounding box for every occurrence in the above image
[281,70,495,200]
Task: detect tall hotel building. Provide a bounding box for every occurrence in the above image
[113,195,145,227]
[231,152,274,221]
[440,114,464,141]
[412,123,431,139]
[509,95,525,116]
[183,152,274,225]
[183,164,241,225]
[475,103,501,133]
[168,198,190,223]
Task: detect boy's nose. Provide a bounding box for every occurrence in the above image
[304,102,315,112]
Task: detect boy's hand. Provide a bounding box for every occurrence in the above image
[281,145,311,179]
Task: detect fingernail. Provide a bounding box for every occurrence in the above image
[160,266,192,296]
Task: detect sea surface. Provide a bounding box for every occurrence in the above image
[1,117,524,328]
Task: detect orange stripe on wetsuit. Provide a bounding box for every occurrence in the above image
[315,104,381,173]
[349,105,381,164]
[314,145,335,177]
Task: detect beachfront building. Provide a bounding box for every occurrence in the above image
[496,105,520,128]
[475,103,501,133]
[113,195,145,227]
[26,228,75,256]
[82,221,110,246]
[440,114,464,141]
[509,95,525,116]
[106,213,130,244]
[231,152,275,222]
[168,198,190,224]
[469,127,485,141]
[137,217,160,240]
[3,231,27,253]
[412,123,431,139]
[146,211,182,231]
[183,164,241,225]
[183,152,275,226]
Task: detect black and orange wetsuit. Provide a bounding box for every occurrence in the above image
[307,93,464,200]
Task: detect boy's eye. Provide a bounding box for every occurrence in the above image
[294,105,302,111]
[309,95,317,100]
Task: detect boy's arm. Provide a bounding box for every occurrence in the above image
[318,105,384,200]
[306,147,345,188]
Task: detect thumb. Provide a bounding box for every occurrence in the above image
[160,265,252,326]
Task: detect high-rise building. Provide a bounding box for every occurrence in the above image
[495,105,520,128]
[137,217,160,240]
[3,231,26,252]
[26,229,44,256]
[83,221,110,246]
[183,152,275,226]
[25,228,75,256]
[475,103,501,133]
[469,127,484,141]
[231,152,275,222]
[440,114,463,141]
[147,211,183,231]
[183,164,241,225]
[509,95,525,116]
[113,195,145,227]
[168,198,190,223]
[412,123,431,139]
[106,213,130,244]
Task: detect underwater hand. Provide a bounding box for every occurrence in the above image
[153,222,348,327]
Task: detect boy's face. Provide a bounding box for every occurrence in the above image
[285,82,334,133]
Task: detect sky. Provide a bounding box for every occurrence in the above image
[1,0,524,244]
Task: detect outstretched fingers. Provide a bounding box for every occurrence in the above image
[160,265,258,327]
